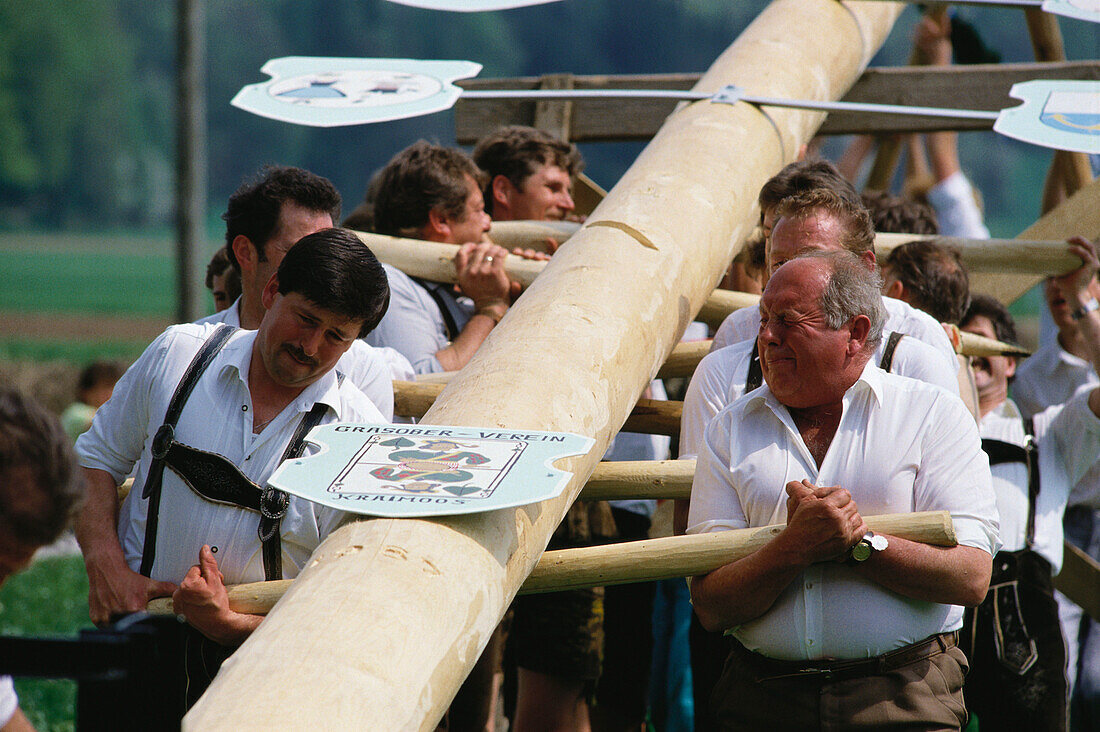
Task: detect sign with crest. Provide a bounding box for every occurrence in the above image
[994,80,1100,154]
[230,56,482,127]
[267,423,594,517]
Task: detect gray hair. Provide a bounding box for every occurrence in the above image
[803,250,885,351]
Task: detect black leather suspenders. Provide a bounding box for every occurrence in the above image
[138,325,329,581]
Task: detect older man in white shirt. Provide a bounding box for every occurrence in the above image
[688,251,997,730]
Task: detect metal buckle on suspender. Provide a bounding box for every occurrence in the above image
[151,424,175,460]
[257,487,289,542]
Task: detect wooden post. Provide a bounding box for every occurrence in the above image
[151,511,954,617]
[184,4,904,728]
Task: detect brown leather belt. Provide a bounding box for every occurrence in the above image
[743,631,959,683]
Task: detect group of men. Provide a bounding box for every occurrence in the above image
[50,112,1098,732]
[682,156,1100,731]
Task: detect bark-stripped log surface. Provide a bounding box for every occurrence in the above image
[185,3,903,729]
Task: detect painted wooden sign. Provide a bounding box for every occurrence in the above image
[994,80,1100,154]
[267,423,595,517]
[230,56,482,127]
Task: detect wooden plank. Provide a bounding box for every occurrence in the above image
[1054,542,1100,620]
[455,61,1100,143]
[150,511,954,616]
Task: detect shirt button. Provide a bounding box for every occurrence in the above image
[807,639,814,646]
[242,405,248,412]
[806,582,813,589]
[245,455,252,461]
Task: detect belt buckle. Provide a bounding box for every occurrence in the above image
[259,486,289,520]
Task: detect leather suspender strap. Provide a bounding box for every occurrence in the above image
[1023,418,1039,549]
[746,341,763,393]
[139,324,236,577]
[411,277,462,341]
[980,419,1041,550]
[879,331,904,372]
[258,401,329,580]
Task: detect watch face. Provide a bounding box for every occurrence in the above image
[870,534,889,551]
[851,542,872,562]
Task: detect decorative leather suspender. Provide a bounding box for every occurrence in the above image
[981,418,1040,548]
[138,325,331,581]
[410,277,463,341]
[879,331,904,372]
[139,325,236,577]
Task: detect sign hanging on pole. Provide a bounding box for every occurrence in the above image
[267,423,594,517]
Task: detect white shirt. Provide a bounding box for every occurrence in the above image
[0,677,16,728]
[980,396,1100,571]
[76,323,385,586]
[680,335,960,461]
[926,171,991,240]
[687,362,999,660]
[366,265,475,375]
[197,297,406,418]
[712,296,959,380]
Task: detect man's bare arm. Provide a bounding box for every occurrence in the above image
[853,539,991,607]
[75,467,176,626]
[690,481,865,632]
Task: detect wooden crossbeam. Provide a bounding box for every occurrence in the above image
[455,61,1100,143]
[148,511,954,616]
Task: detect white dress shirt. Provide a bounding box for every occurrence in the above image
[687,362,999,660]
[680,335,960,461]
[712,296,959,380]
[980,396,1100,571]
[196,297,405,418]
[76,323,385,586]
[366,265,475,375]
[926,171,991,240]
[0,677,15,728]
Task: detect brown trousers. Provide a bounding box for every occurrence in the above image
[710,633,969,731]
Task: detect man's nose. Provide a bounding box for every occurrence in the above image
[560,191,575,212]
[300,328,324,356]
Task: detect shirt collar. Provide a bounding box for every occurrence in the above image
[217,330,343,415]
[744,356,883,416]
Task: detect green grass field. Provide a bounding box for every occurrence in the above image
[0,554,91,732]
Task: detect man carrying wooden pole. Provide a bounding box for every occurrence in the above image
[185,2,905,728]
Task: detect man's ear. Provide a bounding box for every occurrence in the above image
[491,174,514,212]
[848,314,872,355]
[260,274,280,311]
[884,278,906,301]
[1005,356,1017,380]
[860,250,878,272]
[422,208,450,242]
[231,235,258,273]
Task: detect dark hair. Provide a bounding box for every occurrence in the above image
[472,126,584,216]
[371,141,486,237]
[205,248,232,289]
[758,159,861,217]
[0,387,84,546]
[885,239,969,324]
[733,230,767,278]
[962,293,1018,347]
[276,228,390,337]
[773,187,876,256]
[861,191,939,236]
[222,166,341,268]
[77,361,125,395]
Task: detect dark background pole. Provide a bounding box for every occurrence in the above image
[175,0,207,323]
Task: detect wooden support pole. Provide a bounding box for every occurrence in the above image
[580,459,694,501]
[151,511,953,617]
[185,4,903,728]
[357,229,1082,332]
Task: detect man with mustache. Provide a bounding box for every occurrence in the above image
[688,251,997,730]
[74,229,390,708]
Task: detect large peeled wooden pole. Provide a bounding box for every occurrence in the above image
[185,3,904,729]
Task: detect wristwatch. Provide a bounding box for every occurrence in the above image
[850,531,889,562]
[1071,298,1099,321]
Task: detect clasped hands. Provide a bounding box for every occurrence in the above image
[783,479,870,564]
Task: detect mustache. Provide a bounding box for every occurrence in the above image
[283,344,318,367]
